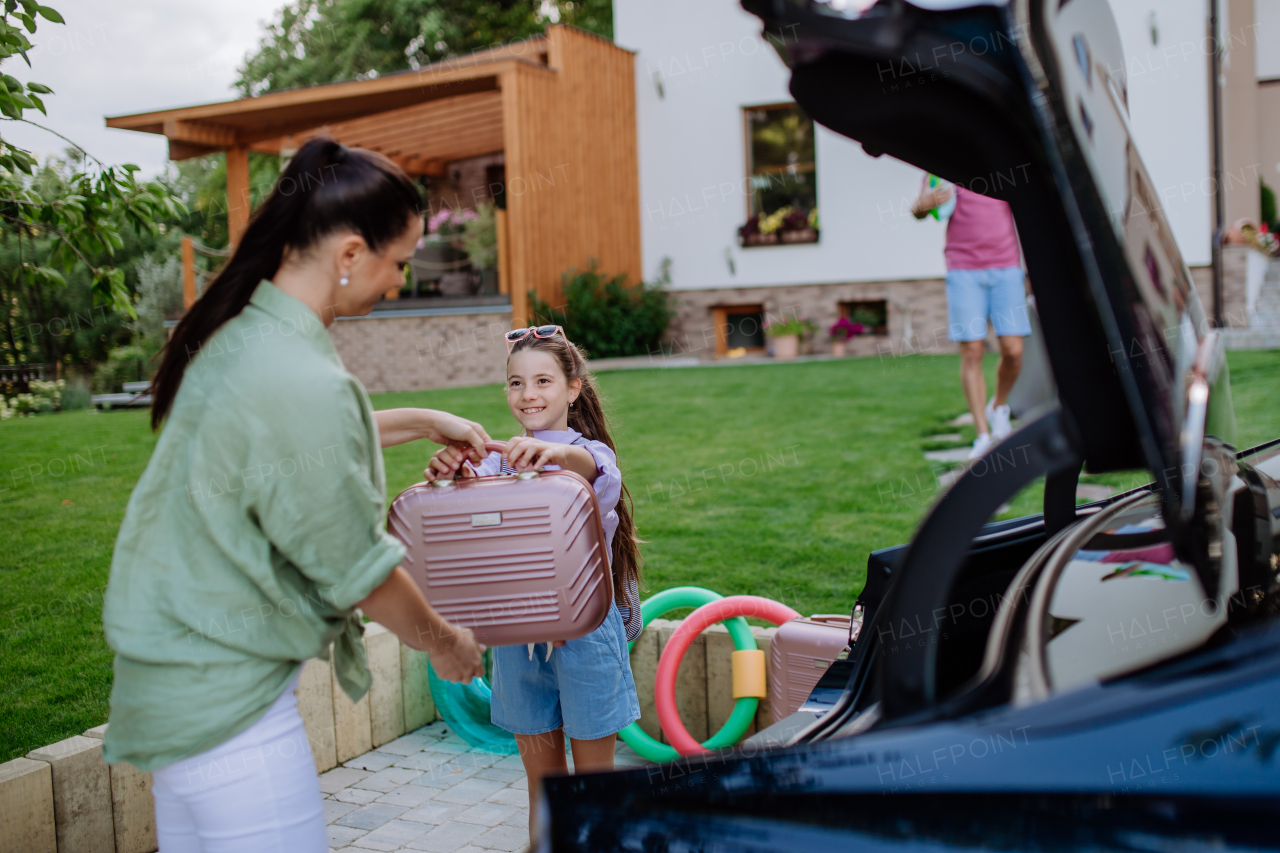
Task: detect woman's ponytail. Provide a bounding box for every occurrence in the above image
[150,138,421,429]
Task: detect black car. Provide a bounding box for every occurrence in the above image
[540,0,1280,849]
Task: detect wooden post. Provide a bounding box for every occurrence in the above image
[495,207,510,296]
[511,278,527,329]
[225,145,250,244]
[180,235,196,309]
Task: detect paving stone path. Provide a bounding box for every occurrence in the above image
[321,722,649,852]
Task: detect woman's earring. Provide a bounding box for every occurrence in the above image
[339,273,350,287]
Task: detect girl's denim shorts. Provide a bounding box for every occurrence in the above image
[490,603,641,741]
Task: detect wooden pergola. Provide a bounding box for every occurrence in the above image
[106,26,641,324]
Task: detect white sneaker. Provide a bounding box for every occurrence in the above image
[969,432,992,459]
[986,398,1013,440]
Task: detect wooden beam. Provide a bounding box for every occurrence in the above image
[495,208,510,296]
[225,145,250,244]
[163,119,237,147]
[106,61,545,145]
[181,236,196,309]
[168,140,219,161]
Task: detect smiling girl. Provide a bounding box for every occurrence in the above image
[427,325,642,832]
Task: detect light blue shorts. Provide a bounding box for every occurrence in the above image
[945,266,1032,341]
[490,603,641,741]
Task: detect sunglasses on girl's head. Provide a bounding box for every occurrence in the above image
[504,324,566,352]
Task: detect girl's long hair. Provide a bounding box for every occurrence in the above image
[150,137,422,429]
[509,334,643,608]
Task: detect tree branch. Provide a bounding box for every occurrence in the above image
[0,212,97,271]
[0,118,105,169]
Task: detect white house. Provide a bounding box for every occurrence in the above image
[613,0,1279,358]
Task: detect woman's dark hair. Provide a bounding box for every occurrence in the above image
[508,334,644,609]
[150,137,422,428]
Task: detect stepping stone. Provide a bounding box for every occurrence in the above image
[334,802,407,831]
[404,820,485,852]
[473,824,529,851]
[948,412,975,426]
[453,801,518,827]
[319,767,370,795]
[927,433,963,442]
[350,818,431,851]
[327,824,367,848]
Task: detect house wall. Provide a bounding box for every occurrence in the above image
[327,308,511,394]
[1110,0,1214,265]
[1259,81,1280,194]
[616,0,1232,293]
[615,0,949,292]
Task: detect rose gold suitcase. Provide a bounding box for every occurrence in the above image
[387,441,614,646]
[768,614,859,724]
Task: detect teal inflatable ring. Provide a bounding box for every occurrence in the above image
[619,586,759,763]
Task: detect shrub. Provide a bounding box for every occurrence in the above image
[93,344,154,394]
[129,254,184,353]
[3,379,64,416]
[61,377,92,411]
[528,259,674,360]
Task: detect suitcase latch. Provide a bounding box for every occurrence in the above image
[470,512,502,528]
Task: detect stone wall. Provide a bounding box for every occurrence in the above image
[661,278,956,360]
[328,308,512,394]
[1188,250,1251,329]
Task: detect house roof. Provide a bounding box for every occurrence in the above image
[105,37,553,168]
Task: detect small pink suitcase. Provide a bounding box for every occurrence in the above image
[387,441,614,646]
[768,614,860,723]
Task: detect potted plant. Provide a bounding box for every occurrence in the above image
[766,317,815,359]
[418,208,479,296]
[828,316,864,356]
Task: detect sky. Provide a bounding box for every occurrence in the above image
[2,0,282,178]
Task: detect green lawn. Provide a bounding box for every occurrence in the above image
[3,349,1280,763]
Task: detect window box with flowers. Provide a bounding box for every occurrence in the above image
[739,207,819,248]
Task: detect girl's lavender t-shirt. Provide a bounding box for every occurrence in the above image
[944,186,1022,270]
[470,429,641,636]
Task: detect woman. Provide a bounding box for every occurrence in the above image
[101,138,490,852]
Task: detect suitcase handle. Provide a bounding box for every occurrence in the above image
[807,614,851,625]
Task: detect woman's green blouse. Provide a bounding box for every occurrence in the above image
[101,281,406,772]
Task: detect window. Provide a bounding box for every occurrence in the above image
[740,104,818,247]
[711,305,766,356]
[839,300,889,336]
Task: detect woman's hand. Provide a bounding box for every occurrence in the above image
[356,567,486,683]
[425,623,487,684]
[375,408,490,453]
[425,445,480,481]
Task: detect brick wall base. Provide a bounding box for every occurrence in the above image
[661,278,956,360]
[328,310,512,394]
[1189,249,1250,329]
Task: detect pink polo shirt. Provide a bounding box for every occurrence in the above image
[944,187,1021,270]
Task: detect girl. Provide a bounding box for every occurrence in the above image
[102,137,488,853]
[427,325,643,833]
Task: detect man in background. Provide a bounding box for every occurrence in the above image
[912,178,1030,459]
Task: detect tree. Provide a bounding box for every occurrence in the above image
[236,0,613,97]
[0,0,186,329]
